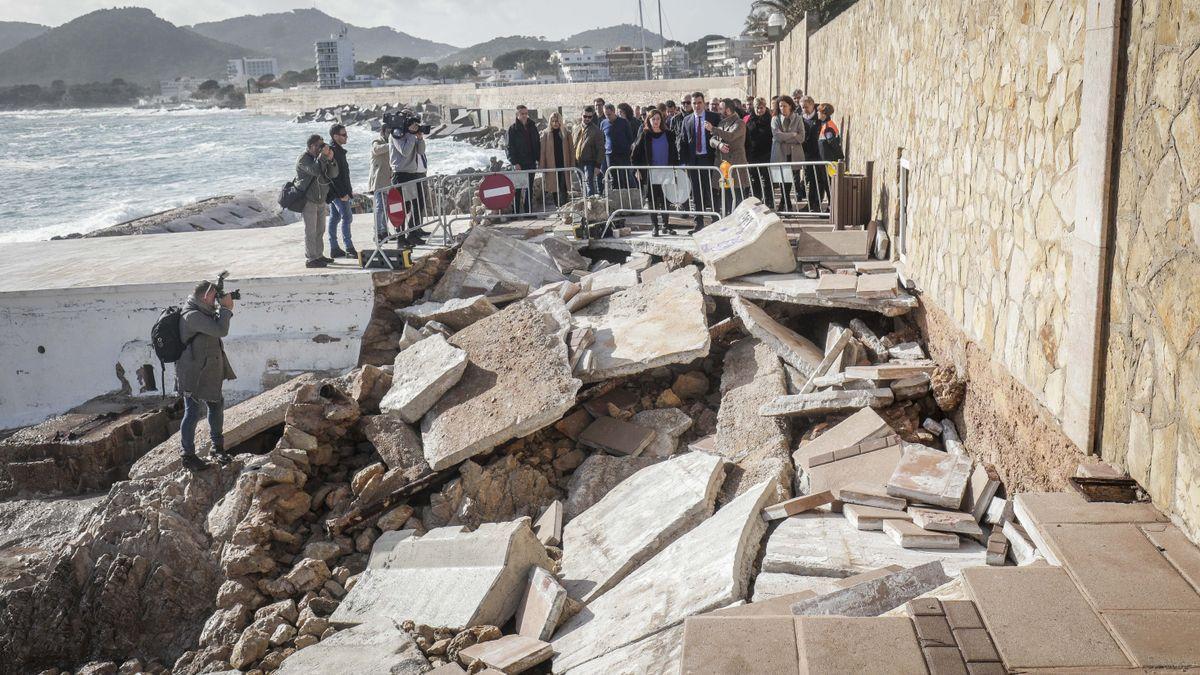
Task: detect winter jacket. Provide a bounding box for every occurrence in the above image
[574,122,606,165]
[389,132,428,175]
[600,116,634,157]
[770,112,805,163]
[295,151,338,204]
[709,114,748,166]
[506,118,540,169]
[367,137,391,193]
[745,112,774,163]
[631,128,679,167]
[327,141,352,201]
[801,111,821,160]
[538,127,575,193]
[176,296,236,402]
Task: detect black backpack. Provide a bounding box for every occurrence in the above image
[151,305,195,396]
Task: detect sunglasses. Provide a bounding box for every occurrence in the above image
[583,114,593,119]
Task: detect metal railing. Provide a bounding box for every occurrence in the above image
[439,166,589,231]
[727,161,836,217]
[367,174,445,270]
[601,164,727,236]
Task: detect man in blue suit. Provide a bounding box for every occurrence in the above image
[676,91,722,231]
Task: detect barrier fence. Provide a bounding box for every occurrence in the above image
[601,165,727,236]
[728,161,837,218]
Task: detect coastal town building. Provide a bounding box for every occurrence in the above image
[651,45,690,79]
[554,47,610,83]
[157,77,206,102]
[226,57,279,87]
[706,35,758,76]
[604,46,652,81]
[316,29,355,89]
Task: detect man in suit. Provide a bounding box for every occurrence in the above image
[676,91,721,231]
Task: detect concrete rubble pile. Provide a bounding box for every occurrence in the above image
[3,202,1148,675]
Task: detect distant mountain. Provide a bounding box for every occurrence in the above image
[190,9,459,72]
[437,24,668,66]
[0,21,48,53]
[0,8,255,87]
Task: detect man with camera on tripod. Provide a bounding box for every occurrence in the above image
[176,279,236,470]
[389,114,430,246]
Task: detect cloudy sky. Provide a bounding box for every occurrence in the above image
[1,0,755,45]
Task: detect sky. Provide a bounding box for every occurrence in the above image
[0,0,755,46]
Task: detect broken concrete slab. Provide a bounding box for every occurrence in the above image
[421,296,581,471]
[794,616,927,674]
[430,228,567,302]
[805,434,900,469]
[701,268,918,316]
[762,491,835,521]
[760,388,894,417]
[460,634,552,674]
[793,226,872,261]
[330,518,553,630]
[563,454,659,521]
[640,261,670,283]
[962,566,1131,669]
[714,338,794,506]
[541,235,590,274]
[693,196,795,280]
[681,616,800,675]
[884,520,960,549]
[790,561,951,617]
[516,567,569,641]
[886,445,973,509]
[762,513,985,578]
[723,567,905,617]
[560,452,727,603]
[396,295,498,332]
[1002,521,1042,566]
[889,374,931,401]
[275,617,430,674]
[359,414,429,479]
[629,408,693,459]
[559,624,683,675]
[730,296,824,375]
[751,573,841,602]
[908,507,984,539]
[130,373,316,479]
[835,482,907,511]
[815,273,857,297]
[581,266,639,291]
[368,529,417,568]
[712,589,818,617]
[802,447,902,497]
[844,364,937,381]
[571,267,710,383]
[577,416,656,457]
[551,477,776,672]
[963,464,1001,522]
[844,503,913,531]
[533,500,562,547]
[380,334,469,424]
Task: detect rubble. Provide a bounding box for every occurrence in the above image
[380,334,469,423]
[395,295,498,331]
[576,416,656,457]
[562,454,659,521]
[790,561,951,616]
[430,228,567,303]
[515,567,568,641]
[458,634,552,673]
[532,500,562,547]
[886,445,973,509]
[275,620,429,674]
[759,387,895,417]
[693,197,796,280]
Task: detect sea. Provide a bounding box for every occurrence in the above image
[0,107,499,243]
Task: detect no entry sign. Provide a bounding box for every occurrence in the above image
[386,187,406,228]
[477,173,516,210]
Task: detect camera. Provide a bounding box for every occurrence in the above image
[381,110,406,129]
[385,112,431,136]
[216,270,241,301]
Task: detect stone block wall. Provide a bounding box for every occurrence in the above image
[1101,0,1200,539]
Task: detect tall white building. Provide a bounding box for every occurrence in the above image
[651,46,689,79]
[706,35,759,76]
[554,48,610,83]
[226,58,279,86]
[316,30,355,89]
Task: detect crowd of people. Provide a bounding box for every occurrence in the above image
[290,88,843,265]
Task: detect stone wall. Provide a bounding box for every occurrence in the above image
[246,76,746,116]
[1101,0,1200,539]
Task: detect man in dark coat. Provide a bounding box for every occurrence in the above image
[506,105,540,213]
[326,124,355,258]
[176,280,236,469]
[676,91,722,230]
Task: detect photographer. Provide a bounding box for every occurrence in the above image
[176,280,236,470]
[389,115,429,246]
[296,134,339,268]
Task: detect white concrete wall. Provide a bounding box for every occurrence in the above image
[0,274,374,429]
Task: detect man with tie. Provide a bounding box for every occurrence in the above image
[676,91,721,231]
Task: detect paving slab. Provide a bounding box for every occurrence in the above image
[430,227,566,302]
[762,512,986,578]
[533,500,562,547]
[760,388,894,417]
[884,520,960,549]
[570,267,710,382]
[762,491,835,521]
[1001,520,1042,566]
[791,561,951,617]
[802,447,902,497]
[700,268,917,316]
[459,634,552,674]
[1140,522,1200,592]
[856,272,898,297]
[844,364,937,381]
[1012,491,1166,527]
[814,273,858,297]
[730,296,824,375]
[680,616,799,675]
[1102,610,1200,667]
[887,445,973,509]
[560,452,727,603]
[693,196,796,280]
[420,296,581,471]
[515,567,568,641]
[794,616,927,675]
[962,464,1001,522]
[330,519,553,630]
[844,503,913,531]
[576,416,656,457]
[751,573,842,602]
[380,334,469,423]
[908,507,984,539]
[835,481,907,511]
[558,625,682,675]
[629,408,693,459]
[541,235,590,273]
[551,477,776,672]
[275,618,430,674]
[395,295,498,331]
[961,566,1131,669]
[1039,523,1200,611]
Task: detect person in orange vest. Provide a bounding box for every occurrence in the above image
[814,103,842,209]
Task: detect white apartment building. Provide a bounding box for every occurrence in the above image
[554,47,610,83]
[316,31,355,89]
[605,46,652,81]
[226,58,279,86]
[159,77,206,102]
[651,46,689,79]
[706,35,759,76]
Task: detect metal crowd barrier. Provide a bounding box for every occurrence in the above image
[728,161,836,217]
[600,164,727,236]
[439,166,588,232]
[367,174,446,270]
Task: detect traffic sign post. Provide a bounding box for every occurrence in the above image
[477,173,516,211]
[386,187,406,230]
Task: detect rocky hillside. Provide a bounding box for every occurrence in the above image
[437,24,668,65]
[0,21,48,54]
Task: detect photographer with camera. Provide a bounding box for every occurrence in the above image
[296,134,339,268]
[388,113,430,246]
[176,277,237,470]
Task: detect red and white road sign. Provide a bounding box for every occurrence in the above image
[477,173,516,210]
[386,187,406,228]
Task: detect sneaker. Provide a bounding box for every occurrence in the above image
[329,246,347,258]
[344,246,358,258]
[180,454,207,471]
[210,449,233,466]
[305,258,329,268]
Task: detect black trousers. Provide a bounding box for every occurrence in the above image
[746,165,775,210]
[392,171,428,237]
[685,159,717,225]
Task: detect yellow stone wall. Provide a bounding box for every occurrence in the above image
[1101,0,1200,539]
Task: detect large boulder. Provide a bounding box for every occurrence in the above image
[693,197,796,280]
